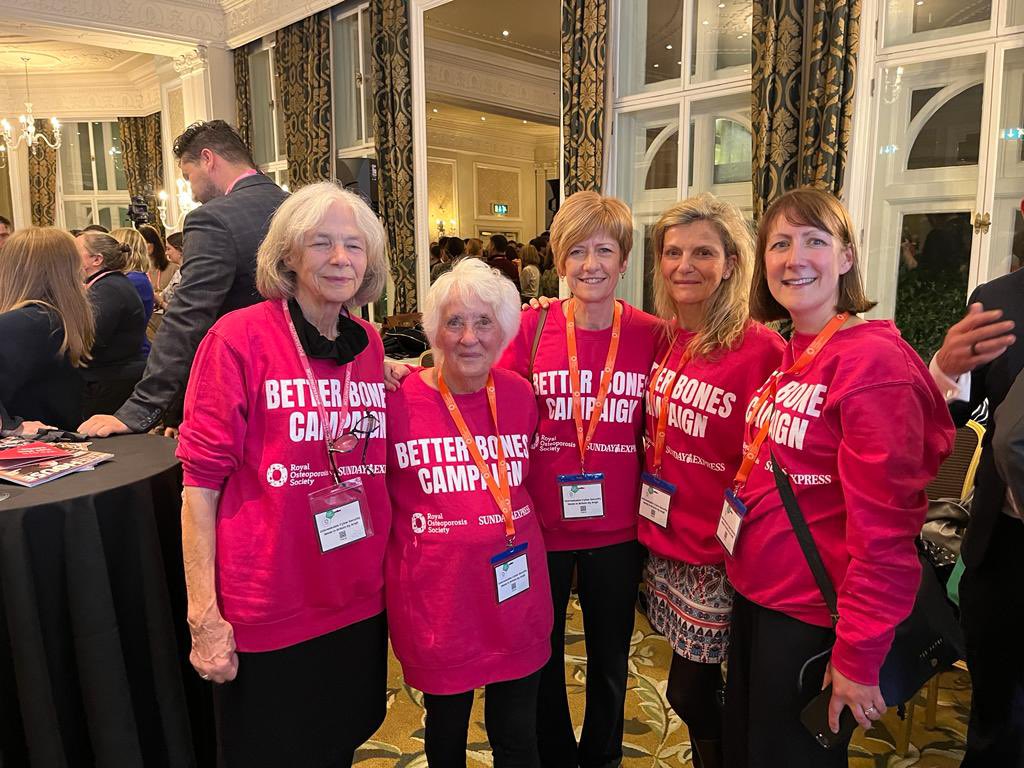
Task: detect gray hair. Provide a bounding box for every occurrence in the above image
[422,257,521,356]
[256,182,388,308]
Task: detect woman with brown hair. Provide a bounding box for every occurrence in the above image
[722,188,954,767]
[0,228,94,432]
[137,224,178,293]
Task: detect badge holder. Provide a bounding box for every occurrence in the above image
[638,472,676,528]
[716,488,747,556]
[308,477,373,553]
[557,472,605,520]
[491,543,530,603]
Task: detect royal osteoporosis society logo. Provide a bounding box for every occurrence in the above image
[266,463,288,488]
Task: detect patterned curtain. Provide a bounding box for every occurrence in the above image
[118,113,165,232]
[28,121,58,226]
[752,0,860,219]
[233,45,253,150]
[371,0,417,313]
[274,11,333,187]
[561,0,608,196]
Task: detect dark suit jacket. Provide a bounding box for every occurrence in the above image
[994,369,1024,511]
[115,173,288,432]
[953,268,1024,568]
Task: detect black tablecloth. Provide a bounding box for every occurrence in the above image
[0,434,214,767]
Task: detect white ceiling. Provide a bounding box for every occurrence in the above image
[0,35,151,75]
[425,0,561,61]
[426,100,559,139]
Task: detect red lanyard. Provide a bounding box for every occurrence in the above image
[282,300,352,454]
[566,299,622,471]
[646,332,692,476]
[733,312,849,490]
[438,371,515,546]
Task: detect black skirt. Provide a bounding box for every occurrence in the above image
[212,612,388,768]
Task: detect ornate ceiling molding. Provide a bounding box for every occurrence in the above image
[223,0,336,49]
[173,46,209,76]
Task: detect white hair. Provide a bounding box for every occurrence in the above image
[422,257,521,355]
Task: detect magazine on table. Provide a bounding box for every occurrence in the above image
[0,450,114,487]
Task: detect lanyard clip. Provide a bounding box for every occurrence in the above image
[506,534,515,549]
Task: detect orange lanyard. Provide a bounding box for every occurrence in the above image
[438,371,515,546]
[733,313,849,490]
[646,333,692,476]
[566,299,623,471]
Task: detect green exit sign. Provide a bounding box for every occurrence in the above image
[492,203,509,216]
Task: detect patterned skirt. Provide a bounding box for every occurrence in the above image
[643,555,735,664]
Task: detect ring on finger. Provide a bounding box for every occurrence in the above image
[200,673,211,681]
[971,342,980,356]
[864,705,878,716]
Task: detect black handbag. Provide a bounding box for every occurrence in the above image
[770,451,964,706]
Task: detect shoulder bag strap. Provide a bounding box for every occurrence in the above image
[528,306,549,381]
[770,449,840,627]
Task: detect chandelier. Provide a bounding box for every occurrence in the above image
[0,57,62,166]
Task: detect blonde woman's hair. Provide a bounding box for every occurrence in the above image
[520,244,541,269]
[256,182,388,309]
[110,227,150,273]
[651,193,754,359]
[0,228,94,366]
[466,238,483,257]
[79,232,131,272]
[550,191,633,273]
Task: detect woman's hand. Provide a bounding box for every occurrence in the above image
[188,610,239,683]
[521,296,554,311]
[16,420,55,435]
[823,663,886,732]
[384,360,413,392]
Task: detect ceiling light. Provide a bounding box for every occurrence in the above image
[432,107,438,113]
[653,63,660,68]
[523,120,528,124]
[737,34,745,38]
[480,116,486,121]
[703,19,710,25]
[0,57,62,165]
[666,44,673,49]
[718,2,726,6]
[501,29,510,37]
[677,60,682,65]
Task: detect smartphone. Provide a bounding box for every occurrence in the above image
[800,686,858,749]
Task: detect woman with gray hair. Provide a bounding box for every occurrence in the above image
[176,181,391,767]
[386,257,553,767]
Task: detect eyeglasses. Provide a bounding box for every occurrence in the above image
[443,315,498,335]
[327,413,380,481]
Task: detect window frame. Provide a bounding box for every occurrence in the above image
[332,2,375,159]
[248,38,289,184]
[57,120,130,230]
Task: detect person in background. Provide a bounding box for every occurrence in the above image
[639,195,784,768]
[488,234,520,286]
[82,223,110,234]
[158,232,185,310]
[518,244,541,304]
[176,182,390,768]
[499,191,661,768]
[0,228,94,433]
[138,224,178,294]
[79,120,288,437]
[0,215,12,247]
[466,238,484,258]
[723,189,953,767]
[994,369,1024,515]
[387,257,552,767]
[538,245,559,299]
[431,236,465,283]
[111,226,156,353]
[76,232,147,418]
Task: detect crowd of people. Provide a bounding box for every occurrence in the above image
[0,119,1022,768]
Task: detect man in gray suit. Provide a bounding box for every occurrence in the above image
[80,120,288,436]
[994,370,1024,521]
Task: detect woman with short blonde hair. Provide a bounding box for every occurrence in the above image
[0,227,94,431]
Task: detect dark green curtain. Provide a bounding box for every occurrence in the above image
[752,0,860,219]
[118,113,165,232]
[233,45,253,150]
[561,0,608,196]
[371,0,417,313]
[28,121,58,226]
[275,11,333,187]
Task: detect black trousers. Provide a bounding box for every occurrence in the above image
[724,593,848,768]
[537,539,642,768]
[423,670,543,768]
[961,514,1024,767]
[212,612,387,768]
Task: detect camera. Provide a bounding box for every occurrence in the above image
[127,195,150,227]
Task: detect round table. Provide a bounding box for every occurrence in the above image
[0,434,212,766]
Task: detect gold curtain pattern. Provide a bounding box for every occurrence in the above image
[233,45,253,151]
[561,0,609,196]
[118,113,165,231]
[28,120,58,226]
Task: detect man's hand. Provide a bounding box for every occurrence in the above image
[78,414,131,437]
[934,303,1016,377]
[824,663,886,732]
[188,611,239,684]
[16,420,56,435]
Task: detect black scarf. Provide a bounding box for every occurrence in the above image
[287,298,368,365]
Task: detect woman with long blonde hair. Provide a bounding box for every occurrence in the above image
[639,194,784,767]
[0,227,94,432]
[111,227,155,351]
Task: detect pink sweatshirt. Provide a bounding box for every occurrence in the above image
[385,370,552,695]
[725,321,954,685]
[177,301,391,653]
[639,323,784,565]
[498,300,663,551]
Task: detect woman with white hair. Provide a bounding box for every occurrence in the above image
[176,182,391,768]
[386,257,553,767]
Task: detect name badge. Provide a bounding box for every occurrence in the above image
[638,472,676,528]
[491,543,530,603]
[308,478,373,553]
[717,488,747,556]
[558,473,605,519]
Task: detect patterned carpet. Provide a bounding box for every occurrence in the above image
[354,596,969,767]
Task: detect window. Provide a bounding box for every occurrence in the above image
[248,41,289,190]
[332,4,374,156]
[58,121,130,230]
[612,0,753,311]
